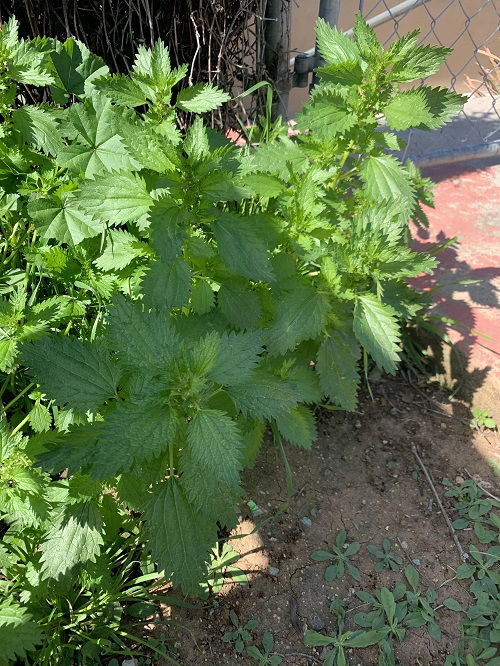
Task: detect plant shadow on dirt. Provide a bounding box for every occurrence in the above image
[159,369,498,666]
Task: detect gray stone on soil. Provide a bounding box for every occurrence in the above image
[268,566,280,576]
[300,516,313,528]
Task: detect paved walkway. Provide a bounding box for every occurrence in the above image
[412,158,500,416]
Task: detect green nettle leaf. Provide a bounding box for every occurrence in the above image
[353,12,382,59]
[317,331,360,411]
[383,87,465,131]
[276,405,316,449]
[360,154,415,212]
[212,213,275,282]
[74,172,153,228]
[389,41,451,82]
[141,258,192,309]
[208,331,264,386]
[142,477,216,595]
[22,336,120,412]
[0,601,44,664]
[107,295,178,371]
[176,83,231,113]
[94,229,150,271]
[186,409,243,486]
[242,173,285,198]
[218,280,262,330]
[49,38,109,102]
[316,18,360,65]
[297,90,356,138]
[93,75,150,107]
[90,401,178,478]
[191,280,214,315]
[57,98,139,177]
[12,106,64,155]
[39,501,104,580]
[353,294,401,374]
[228,370,300,421]
[28,403,52,433]
[27,194,103,245]
[267,284,330,355]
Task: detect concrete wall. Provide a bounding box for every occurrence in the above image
[289,0,499,114]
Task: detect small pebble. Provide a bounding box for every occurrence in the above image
[300,517,313,528]
[412,558,421,566]
[456,475,465,484]
[268,566,280,576]
[311,614,325,631]
[400,540,408,550]
[355,421,362,428]
[122,660,138,666]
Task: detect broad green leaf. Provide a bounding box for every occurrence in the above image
[213,213,274,282]
[12,106,63,156]
[317,332,360,411]
[191,281,214,315]
[228,370,300,421]
[345,629,388,648]
[316,18,360,65]
[28,194,103,245]
[28,403,51,433]
[90,401,178,478]
[49,38,108,102]
[360,154,415,213]
[443,598,462,612]
[22,336,120,412]
[179,453,240,527]
[380,587,396,624]
[0,601,43,664]
[141,258,192,309]
[107,295,179,371]
[245,136,309,180]
[176,83,231,113]
[218,280,262,330]
[94,229,150,271]
[405,564,420,590]
[383,87,465,131]
[57,98,138,177]
[186,409,243,486]
[267,284,329,355]
[242,172,285,198]
[93,74,150,107]
[149,200,188,261]
[316,61,364,86]
[304,630,335,647]
[276,405,316,449]
[389,41,451,81]
[354,294,400,374]
[353,12,382,59]
[74,172,153,228]
[296,90,355,138]
[142,477,216,595]
[40,501,104,580]
[208,330,264,386]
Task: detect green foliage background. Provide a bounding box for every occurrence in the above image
[0,14,467,663]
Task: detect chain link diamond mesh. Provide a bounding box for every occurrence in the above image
[360,0,500,161]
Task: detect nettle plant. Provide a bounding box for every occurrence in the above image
[0,13,465,604]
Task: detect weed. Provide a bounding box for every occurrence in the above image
[222,611,259,653]
[311,530,362,582]
[367,539,403,572]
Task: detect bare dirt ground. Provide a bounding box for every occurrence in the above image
[163,371,499,666]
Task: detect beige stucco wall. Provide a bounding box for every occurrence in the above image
[289,0,499,113]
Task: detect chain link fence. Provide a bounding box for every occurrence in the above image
[358,0,500,165]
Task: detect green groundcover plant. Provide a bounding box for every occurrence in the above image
[0,13,466,661]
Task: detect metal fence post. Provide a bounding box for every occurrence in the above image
[264,0,292,119]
